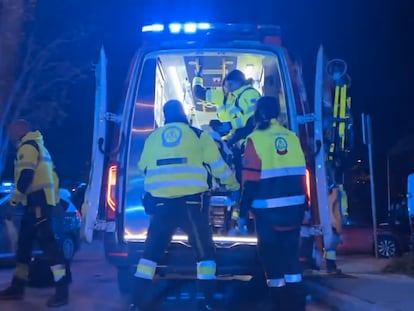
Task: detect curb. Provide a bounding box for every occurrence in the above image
[305,280,392,311]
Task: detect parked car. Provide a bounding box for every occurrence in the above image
[0,183,82,265]
[337,221,411,258]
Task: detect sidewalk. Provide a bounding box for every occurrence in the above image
[304,255,414,311]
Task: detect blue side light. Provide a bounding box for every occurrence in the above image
[169,23,182,33]
[183,23,197,33]
[197,23,211,30]
[142,24,164,32]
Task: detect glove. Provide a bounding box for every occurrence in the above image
[209,119,222,131]
[195,65,203,77]
[216,122,232,136]
[237,217,248,235]
[227,190,240,206]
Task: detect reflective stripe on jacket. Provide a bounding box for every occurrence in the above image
[139,122,239,198]
[242,120,306,210]
[227,85,260,130]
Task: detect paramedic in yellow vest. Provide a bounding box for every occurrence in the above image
[240,96,307,311]
[324,185,344,274]
[192,66,231,124]
[193,69,261,145]
[0,120,70,308]
[131,100,240,311]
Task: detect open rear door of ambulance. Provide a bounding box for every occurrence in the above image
[81,47,108,243]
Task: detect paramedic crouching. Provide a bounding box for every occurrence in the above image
[239,96,307,311]
[130,100,240,311]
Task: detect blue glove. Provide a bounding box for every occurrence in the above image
[217,122,232,136]
[238,217,248,235]
[195,65,203,77]
[227,190,240,206]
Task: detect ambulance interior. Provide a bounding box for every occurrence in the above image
[124,50,289,242]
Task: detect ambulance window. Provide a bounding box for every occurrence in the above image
[262,56,289,128]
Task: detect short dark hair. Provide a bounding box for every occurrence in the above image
[254,96,281,130]
[163,99,188,124]
[225,69,246,83]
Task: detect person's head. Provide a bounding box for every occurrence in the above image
[163,99,188,124]
[7,119,31,144]
[224,69,246,92]
[254,96,281,130]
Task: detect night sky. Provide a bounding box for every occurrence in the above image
[4,0,414,219]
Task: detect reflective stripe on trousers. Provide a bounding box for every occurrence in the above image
[135,258,157,280]
[197,260,216,280]
[252,195,306,208]
[267,273,302,287]
[325,250,336,260]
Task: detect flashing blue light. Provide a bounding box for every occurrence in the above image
[197,23,211,30]
[183,23,197,33]
[142,24,164,32]
[142,22,212,34]
[169,23,182,33]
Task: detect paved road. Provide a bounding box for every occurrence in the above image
[0,241,332,310]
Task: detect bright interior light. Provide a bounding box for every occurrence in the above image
[169,23,182,33]
[167,66,184,109]
[142,24,164,32]
[245,64,254,79]
[184,23,197,33]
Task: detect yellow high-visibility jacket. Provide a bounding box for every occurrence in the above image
[139,122,240,198]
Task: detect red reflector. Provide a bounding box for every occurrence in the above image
[106,163,118,219]
[305,169,311,206]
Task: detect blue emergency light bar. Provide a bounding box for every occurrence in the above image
[140,22,282,46]
[142,22,211,33]
[141,22,280,36]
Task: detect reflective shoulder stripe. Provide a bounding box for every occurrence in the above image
[197,260,216,280]
[284,274,302,283]
[134,258,157,280]
[209,158,227,170]
[41,156,53,163]
[252,195,306,208]
[266,278,286,287]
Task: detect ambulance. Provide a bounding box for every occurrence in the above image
[81,22,353,292]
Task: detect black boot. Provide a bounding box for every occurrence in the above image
[129,277,155,311]
[268,286,288,311]
[197,279,217,311]
[65,261,72,284]
[0,276,26,300]
[285,282,306,311]
[46,276,69,307]
[326,259,341,274]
